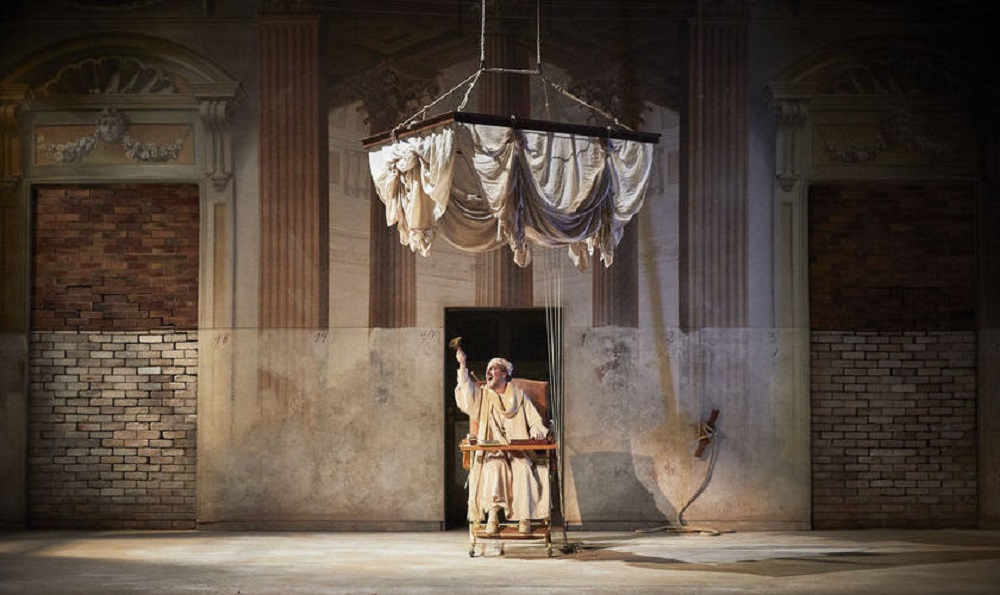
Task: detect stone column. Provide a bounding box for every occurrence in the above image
[476,3,533,307]
[592,227,639,327]
[353,67,437,328]
[258,13,329,329]
[765,87,812,330]
[592,32,642,327]
[368,196,416,327]
[679,4,749,330]
[677,4,752,503]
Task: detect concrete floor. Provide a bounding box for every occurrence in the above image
[1,528,999,594]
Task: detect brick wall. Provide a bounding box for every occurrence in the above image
[811,331,977,528]
[32,185,198,332]
[28,185,198,529]
[809,183,977,528]
[809,184,975,332]
[28,331,198,529]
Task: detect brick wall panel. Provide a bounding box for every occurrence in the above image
[809,184,977,529]
[32,185,198,333]
[29,185,198,530]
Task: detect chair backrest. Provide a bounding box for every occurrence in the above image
[510,378,549,423]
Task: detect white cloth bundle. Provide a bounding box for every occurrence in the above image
[368,122,653,269]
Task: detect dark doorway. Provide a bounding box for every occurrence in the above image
[443,307,553,529]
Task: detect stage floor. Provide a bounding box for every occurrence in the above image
[1,528,999,594]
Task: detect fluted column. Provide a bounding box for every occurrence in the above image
[353,67,437,328]
[367,106,415,328]
[368,199,416,327]
[679,5,749,330]
[476,5,533,307]
[259,14,328,329]
[592,14,642,327]
[592,225,639,327]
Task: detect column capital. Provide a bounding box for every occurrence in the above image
[260,0,319,15]
[346,63,439,133]
[570,66,645,128]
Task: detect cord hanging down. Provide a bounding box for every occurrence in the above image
[391,0,632,138]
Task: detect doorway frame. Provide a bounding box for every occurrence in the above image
[442,306,559,529]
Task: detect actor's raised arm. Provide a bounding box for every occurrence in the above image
[454,348,476,415]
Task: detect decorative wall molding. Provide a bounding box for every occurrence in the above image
[829,56,973,97]
[1,37,246,339]
[570,67,648,128]
[0,86,31,184]
[818,108,954,164]
[40,56,181,96]
[52,0,164,11]
[767,93,810,193]
[193,83,246,191]
[36,107,191,164]
[685,0,750,18]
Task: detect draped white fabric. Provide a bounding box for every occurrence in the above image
[367,122,653,269]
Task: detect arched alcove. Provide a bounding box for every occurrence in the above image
[766,39,996,528]
[0,33,245,528]
[1,32,245,331]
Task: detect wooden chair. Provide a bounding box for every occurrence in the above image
[461,378,563,557]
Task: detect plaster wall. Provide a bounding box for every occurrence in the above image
[198,328,444,530]
[561,325,807,529]
[200,321,807,531]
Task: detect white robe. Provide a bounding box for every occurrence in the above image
[455,369,550,522]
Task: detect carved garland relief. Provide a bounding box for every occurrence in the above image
[29,56,196,166]
[36,108,193,165]
[813,55,969,167]
[816,108,957,165]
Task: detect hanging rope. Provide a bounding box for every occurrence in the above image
[389,0,634,137]
[541,247,568,549]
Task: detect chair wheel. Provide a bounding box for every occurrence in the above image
[468,548,475,557]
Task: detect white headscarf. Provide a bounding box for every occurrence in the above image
[487,357,513,378]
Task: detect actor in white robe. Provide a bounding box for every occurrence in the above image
[455,350,550,534]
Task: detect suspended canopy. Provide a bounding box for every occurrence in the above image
[361,0,659,269]
[363,111,659,270]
